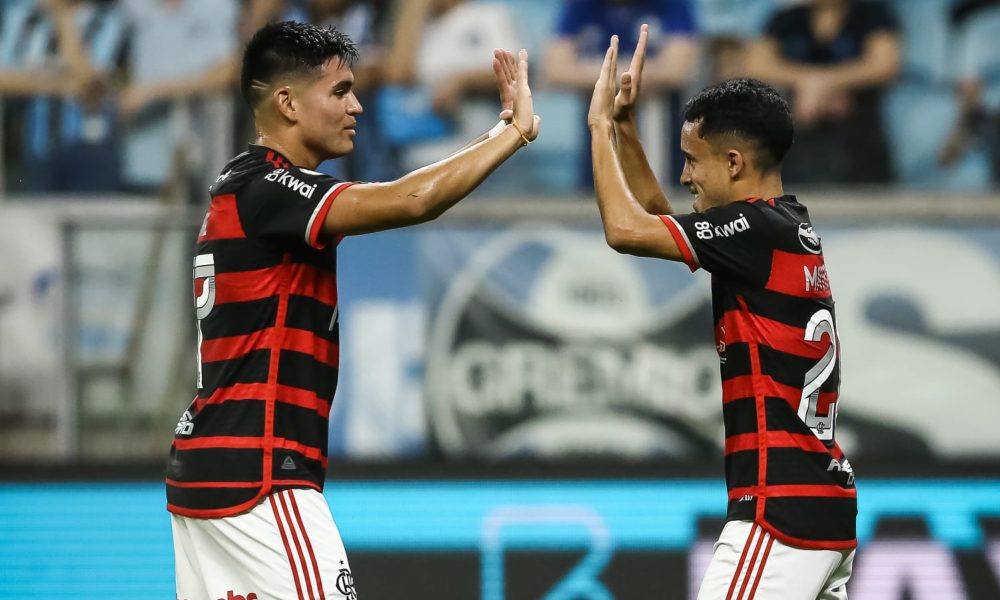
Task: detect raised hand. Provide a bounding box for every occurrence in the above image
[613,24,648,122]
[510,48,540,141]
[587,35,619,130]
[493,48,516,122]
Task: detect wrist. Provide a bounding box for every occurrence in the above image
[588,119,614,132]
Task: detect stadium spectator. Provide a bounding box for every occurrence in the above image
[0,0,128,192]
[745,0,901,184]
[543,0,698,190]
[381,0,523,173]
[117,0,240,191]
[938,0,1000,182]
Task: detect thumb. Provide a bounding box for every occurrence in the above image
[621,72,632,90]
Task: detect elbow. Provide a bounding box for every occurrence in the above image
[604,224,641,254]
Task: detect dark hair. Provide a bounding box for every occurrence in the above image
[682,78,793,171]
[241,21,359,111]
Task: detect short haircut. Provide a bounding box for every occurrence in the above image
[682,78,793,172]
[241,21,359,112]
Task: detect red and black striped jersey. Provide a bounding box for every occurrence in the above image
[166,145,355,518]
[661,196,856,550]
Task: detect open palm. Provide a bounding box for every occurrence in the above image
[613,24,648,122]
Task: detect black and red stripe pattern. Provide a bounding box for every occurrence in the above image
[167,146,354,517]
[662,196,856,550]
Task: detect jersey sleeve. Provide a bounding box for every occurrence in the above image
[239,167,355,249]
[659,202,775,285]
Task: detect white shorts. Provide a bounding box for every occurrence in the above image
[696,520,855,600]
[171,488,357,600]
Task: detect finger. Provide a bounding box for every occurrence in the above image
[598,40,615,86]
[531,114,541,139]
[609,35,619,89]
[504,50,517,83]
[499,109,513,121]
[630,24,648,77]
[620,72,632,93]
[517,48,529,85]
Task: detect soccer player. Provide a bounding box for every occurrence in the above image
[588,27,856,599]
[166,21,538,600]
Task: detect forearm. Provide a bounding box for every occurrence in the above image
[384,0,432,85]
[746,36,899,90]
[138,59,237,103]
[326,125,525,235]
[547,60,607,89]
[823,54,899,89]
[614,118,672,215]
[591,122,650,250]
[0,70,68,96]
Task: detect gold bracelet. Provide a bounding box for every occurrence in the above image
[510,119,532,146]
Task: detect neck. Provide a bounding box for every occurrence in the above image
[728,170,785,204]
[254,132,322,169]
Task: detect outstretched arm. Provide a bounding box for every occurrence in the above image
[322,50,540,236]
[612,24,672,216]
[589,36,681,261]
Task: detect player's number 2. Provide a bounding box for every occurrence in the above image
[194,254,217,390]
[799,309,837,441]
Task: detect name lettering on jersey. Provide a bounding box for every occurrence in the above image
[694,213,750,240]
[804,264,830,293]
[264,168,317,199]
[798,222,822,254]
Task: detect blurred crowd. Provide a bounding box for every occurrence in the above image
[0,0,998,196]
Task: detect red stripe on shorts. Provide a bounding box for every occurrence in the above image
[727,523,758,600]
[289,490,326,600]
[737,529,768,600]
[279,491,316,600]
[270,494,306,600]
[747,535,775,599]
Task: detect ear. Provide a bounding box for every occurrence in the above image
[727,149,746,180]
[273,86,298,123]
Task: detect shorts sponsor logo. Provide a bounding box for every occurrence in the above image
[336,568,358,600]
[281,456,297,470]
[798,222,822,254]
[264,168,318,199]
[694,213,750,240]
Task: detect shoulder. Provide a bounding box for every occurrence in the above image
[246,164,343,205]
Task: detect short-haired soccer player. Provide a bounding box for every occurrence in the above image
[589,26,857,599]
[166,21,538,599]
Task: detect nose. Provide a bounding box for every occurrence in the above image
[680,161,692,186]
[350,93,363,115]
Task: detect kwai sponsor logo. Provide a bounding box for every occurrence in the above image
[265,168,318,199]
[694,213,751,240]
